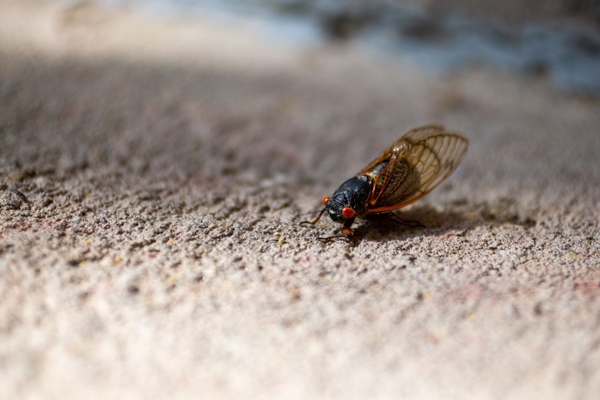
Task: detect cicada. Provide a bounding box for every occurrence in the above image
[306,125,469,237]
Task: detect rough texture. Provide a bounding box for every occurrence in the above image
[1,2,599,399]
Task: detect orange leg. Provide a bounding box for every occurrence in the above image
[317,217,356,242]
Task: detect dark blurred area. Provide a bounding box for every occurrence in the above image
[271,0,600,28]
[418,0,600,25]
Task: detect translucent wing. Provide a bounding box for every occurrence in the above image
[358,125,469,212]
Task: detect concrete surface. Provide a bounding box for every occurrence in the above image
[1,1,599,399]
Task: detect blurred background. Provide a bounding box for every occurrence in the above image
[2,1,600,400]
[96,0,600,95]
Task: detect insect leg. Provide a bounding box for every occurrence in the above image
[365,212,425,228]
[340,217,356,236]
[317,217,355,241]
[391,215,426,228]
[317,233,349,242]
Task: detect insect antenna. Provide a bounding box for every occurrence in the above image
[299,208,326,226]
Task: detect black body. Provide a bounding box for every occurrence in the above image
[324,175,372,223]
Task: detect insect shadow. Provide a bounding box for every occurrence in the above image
[365,205,467,240]
[333,204,463,243]
[305,202,528,244]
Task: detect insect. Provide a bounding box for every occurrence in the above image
[304,125,469,238]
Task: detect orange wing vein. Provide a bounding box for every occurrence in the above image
[358,125,469,213]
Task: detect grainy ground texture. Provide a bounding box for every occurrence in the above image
[1,1,600,399]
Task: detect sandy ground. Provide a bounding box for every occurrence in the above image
[1,1,600,399]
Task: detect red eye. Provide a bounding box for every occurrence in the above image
[342,207,355,219]
[322,196,330,206]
